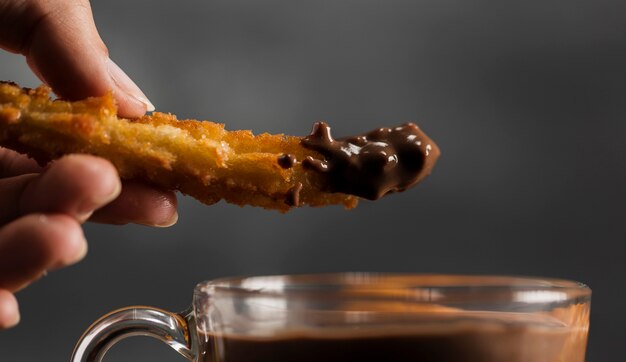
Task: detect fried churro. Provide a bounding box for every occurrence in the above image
[0,82,439,211]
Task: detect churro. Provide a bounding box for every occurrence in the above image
[0,82,439,211]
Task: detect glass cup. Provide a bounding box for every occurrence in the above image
[71,273,591,362]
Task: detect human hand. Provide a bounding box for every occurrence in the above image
[0,0,177,329]
[0,0,154,118]
[0,152,178,329]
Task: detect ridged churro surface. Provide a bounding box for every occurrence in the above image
[0,82,357,211]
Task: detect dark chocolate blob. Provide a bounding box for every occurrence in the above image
[277,154,296,169]
[301,122,439,200]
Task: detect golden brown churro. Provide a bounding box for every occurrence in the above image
[0,82,439,211]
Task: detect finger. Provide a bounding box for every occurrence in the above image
[0,154,121,224]
[0,214,87,292]
[0,147,42,178]
[0,290,19,329]
[0,0,154,118]
[90,180,178,227]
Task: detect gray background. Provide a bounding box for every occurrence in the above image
[0,0,624,360]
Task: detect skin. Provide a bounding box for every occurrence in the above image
[0,0,177,329]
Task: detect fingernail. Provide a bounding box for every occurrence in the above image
[162,210,179,227]
[156,210,178,227]
[141,210,178,228]
[106,58,155,112]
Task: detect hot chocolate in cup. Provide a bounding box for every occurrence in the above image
[72,273,591,362]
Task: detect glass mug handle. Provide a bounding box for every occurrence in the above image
[71,306,196,362]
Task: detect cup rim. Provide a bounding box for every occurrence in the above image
[195,273,591,303]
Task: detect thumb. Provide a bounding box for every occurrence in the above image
[0,0,154,118]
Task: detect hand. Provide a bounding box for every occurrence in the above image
[0,0,154,118]
[0,0,177,329]
[0,152,178,329]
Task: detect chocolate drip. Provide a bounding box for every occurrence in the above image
[285,182,303,207]
[301,122,439,200]
[277,154,296,169]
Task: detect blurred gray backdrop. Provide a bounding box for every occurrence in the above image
[1,0,624,361]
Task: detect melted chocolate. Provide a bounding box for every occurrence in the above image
[198,315,576,362]
[301,122,439,200]
[277,154,296,169]
[285,182,303,207]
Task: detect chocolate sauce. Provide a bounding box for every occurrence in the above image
[277,154,296,169]
[285,182,303,207]
[301,122,439,200]
[198,317,578,362]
